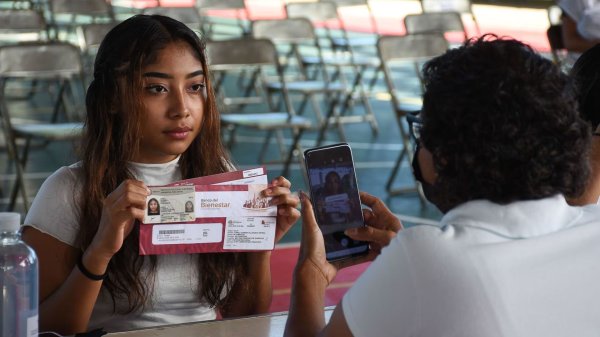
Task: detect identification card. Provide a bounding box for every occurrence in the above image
[139,167,278,255]
[144,186,196,224]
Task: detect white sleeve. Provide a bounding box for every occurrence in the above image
[558,0,589,21]
[23,165,82,247]
[578,6,600,39]
[342,234,420,337]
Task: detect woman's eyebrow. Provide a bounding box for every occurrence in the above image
[142,70,204,79]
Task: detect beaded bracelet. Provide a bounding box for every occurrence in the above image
[77,255,107,281]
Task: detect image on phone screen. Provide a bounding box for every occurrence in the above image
[304,143,369,261]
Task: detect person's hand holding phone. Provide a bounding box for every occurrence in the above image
[344,191,403,261]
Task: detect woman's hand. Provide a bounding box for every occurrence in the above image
[344,191,403,261]
[262,176,300,243]
[297,191,338,285]
[88,179,150,263]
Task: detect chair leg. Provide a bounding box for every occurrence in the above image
[282,128,305,177]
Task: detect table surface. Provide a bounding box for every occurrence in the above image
[107,307,335,337]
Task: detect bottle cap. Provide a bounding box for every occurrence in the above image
[0,212,21,232]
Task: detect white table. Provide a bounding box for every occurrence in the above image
[107,307,334,337]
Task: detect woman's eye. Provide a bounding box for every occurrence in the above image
[146,85,167,94]
[190,83,206,92]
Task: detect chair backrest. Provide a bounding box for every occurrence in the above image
[50,0,113,16]
[206,38,278,71]
[286,2,338,23]
[378,34,448,113]
[420,0,472,14]
[378,34,448,63]
[547,4,562,25]
[0,8,46,41]
[77,22,115,52]
[0,42,83,78]
[196,0,245,10]
[206,38,296,115]
[143,7,203,30]
[404,12,466,38]
[0,8,45,32]
[252,18,316,44]
[326,0,368,7]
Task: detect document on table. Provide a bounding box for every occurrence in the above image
[139,167,277,255]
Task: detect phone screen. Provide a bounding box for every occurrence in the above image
[304,143,369,261]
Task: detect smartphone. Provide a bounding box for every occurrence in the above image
[303,143,369,261]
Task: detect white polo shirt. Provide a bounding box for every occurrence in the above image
[343,195,600,337]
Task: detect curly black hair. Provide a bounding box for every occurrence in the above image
[571,43,600,129]
[419,35,590,207]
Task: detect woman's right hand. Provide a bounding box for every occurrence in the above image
[344,191,403,260]
[88,179,150,263]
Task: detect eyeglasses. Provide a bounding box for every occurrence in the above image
[406,111,422,142]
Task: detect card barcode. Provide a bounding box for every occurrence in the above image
[158,229,185,235]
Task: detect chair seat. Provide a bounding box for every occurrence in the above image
[301,54,380,67]
[267,80,346,93]
[331,36,377,48]
[12,122,83,140]
[395,99,423,115]
[221,113,312,130]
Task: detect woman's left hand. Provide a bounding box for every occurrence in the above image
[262,176,300,243]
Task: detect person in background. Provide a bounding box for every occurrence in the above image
[558,0,600,66]
[285,36,600,336]
[568,43,600,205]
[21,15,300,335]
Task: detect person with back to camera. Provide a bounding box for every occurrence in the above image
[568,43,600,205]
[557,0,600,66]
[20,15,300,335]
[284,36,600,336]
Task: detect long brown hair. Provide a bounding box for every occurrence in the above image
[79,15,247,313]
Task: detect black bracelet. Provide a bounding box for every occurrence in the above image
[77,255,107,281]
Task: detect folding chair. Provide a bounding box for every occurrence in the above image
[0,8,48,44]
[0,42,85,211]
[196,0,248,39]
[77,22,116,85]
[206,38,313,176]
[404,12,468,43]
[420,0,479,35]
[377,34,448,197]
[47,0,115,40]
[252,18,365,145]
[142,6,203,34]
[325,0,382,92]
[285,1,379,137]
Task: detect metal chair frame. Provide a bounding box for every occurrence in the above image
[377,34,448,197]
[285,1,379,138]
[420,0,480,35]
[0,41,85,211]
[404,11,468,42]
[206,38,313,176]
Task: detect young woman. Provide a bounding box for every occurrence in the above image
[21,15,299,335]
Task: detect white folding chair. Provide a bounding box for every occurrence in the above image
[206,38,313,176]
[0,41,84,211]
[377,34,448,197]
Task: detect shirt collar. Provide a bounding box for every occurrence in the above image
[127,155,182,186]
[440,194,583,239]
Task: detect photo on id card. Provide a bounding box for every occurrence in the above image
[144,185,196,224]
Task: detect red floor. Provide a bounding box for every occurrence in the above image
[269,244,370,313]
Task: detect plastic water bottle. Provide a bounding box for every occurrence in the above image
[0,212,38,337]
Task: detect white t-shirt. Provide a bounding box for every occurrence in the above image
[342,195,600,337]
[559,0,600,40]
[24,156,217,332]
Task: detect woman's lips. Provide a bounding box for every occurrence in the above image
[164,127,191,140]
